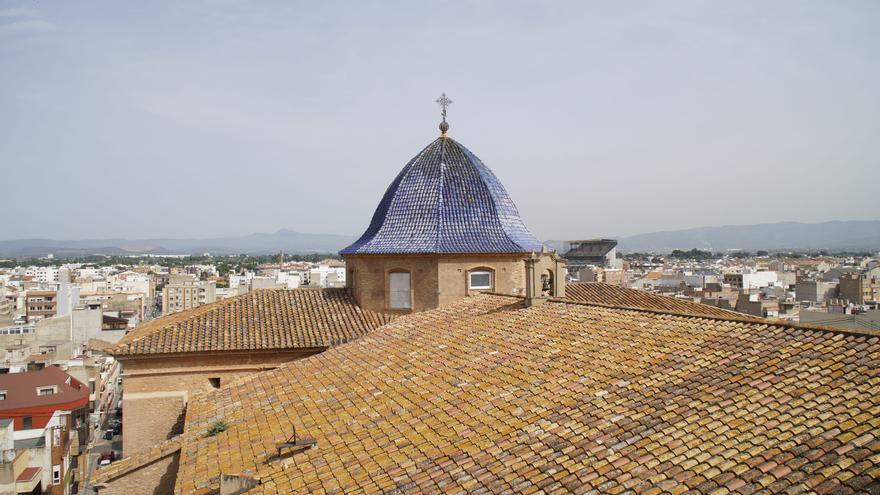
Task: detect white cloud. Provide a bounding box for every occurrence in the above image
[0,18,54,34]
[0,7,54,35]
[0,7,38,18]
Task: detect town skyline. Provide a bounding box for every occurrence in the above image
[1,219,879,257]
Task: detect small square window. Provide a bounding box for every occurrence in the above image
[0,391,6,400]
[209,377,221,389]
[37,386,56,396]
[52,465,61,484]
[469,271,492,290]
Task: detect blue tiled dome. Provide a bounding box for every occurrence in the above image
[341,137,544,255]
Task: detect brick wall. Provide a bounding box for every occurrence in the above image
[97,451,179,495]
[346,254,542,313]
[119,350,315,456]
[346,255,440,313]
[123,396,186,457]
[437,255,526,307]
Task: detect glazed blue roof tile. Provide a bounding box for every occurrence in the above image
[341,137,544,255]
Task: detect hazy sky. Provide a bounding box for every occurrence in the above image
[1,1,878,241]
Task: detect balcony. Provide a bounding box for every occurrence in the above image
[16,466,42,493]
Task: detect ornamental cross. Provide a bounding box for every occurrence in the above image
[436,93,452,123]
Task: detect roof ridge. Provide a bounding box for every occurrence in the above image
[91,435,184,484]
[109,288,363,354]
[109,288,392,357]
[565,282,755,320]
[549,296,880,338]
[459,140,542,253]
[435,137,447,253]
[457,139,521,253]
[109,293,244,353]
[340,139,440,254]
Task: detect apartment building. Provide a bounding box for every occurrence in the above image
[161,279,216,315]
[839,273,880,305]
[723,271,778,289]
[0,287,13,327]
[794,279,838,303]
[25,291,57,323]
[0,366,89,494]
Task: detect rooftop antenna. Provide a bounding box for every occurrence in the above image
[436,93,452,137]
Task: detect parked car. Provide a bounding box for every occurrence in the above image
[99,459,111,468]
[100,451,116,462]
[113,424,121,435]
[103,429,114,440]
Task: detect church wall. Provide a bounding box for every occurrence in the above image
[345,255,440,313]
[119,350,317,455]
[436,255,527,307]
[531,253,567,298]
[346,254,539,313]
[97,451,179,495]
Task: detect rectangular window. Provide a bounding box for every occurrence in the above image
[52,465,61,484]
[469,271,492,290]
[22,416,32,429]
[388,272,412,309]
[37,386,56,396]
[0,391,5,400]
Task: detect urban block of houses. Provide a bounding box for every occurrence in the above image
[0,366,90,494]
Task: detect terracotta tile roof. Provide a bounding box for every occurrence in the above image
[152,294,879,494]
[86,338,115,353]
[565,282,758,320]
[16,466,40,482]
[109,289,394,356]
[0,365,88,411]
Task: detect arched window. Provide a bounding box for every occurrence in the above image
[542,269,555,297]
[468,268,494,290]
[388,270,412,309]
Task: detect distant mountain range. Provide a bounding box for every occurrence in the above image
[1,221,877,259]
[614,220,880,253]
[0,229,357,258]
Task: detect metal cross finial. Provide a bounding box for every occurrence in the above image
[436,93,452,122]
[436,93,452,135]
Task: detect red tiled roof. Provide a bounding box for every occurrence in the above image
[0,366,88,411]
[138,294,879,494]
[16,466,40,482]
[87,338,115,353]
[564,282,757,320]
[109,289,394,356]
